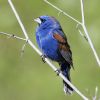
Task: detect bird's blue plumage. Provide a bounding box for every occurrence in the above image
[36,16,62,61]
[35,15,73,94]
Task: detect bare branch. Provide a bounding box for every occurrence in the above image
[80,0,85,25]
[21,40,28,57]
[8,0,28,40]
[0,32,28,57]
[78,29,88,41]
[92,86,98,100]
[44,0,100,67]
[76,24,88,41]
[0,32,26,41]
[80,0,100,66]
[44,0,81,25]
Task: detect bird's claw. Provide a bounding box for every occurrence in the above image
[55,69,61,76]
[41,55,46,63]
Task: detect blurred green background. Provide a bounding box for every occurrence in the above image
[0,0,100,100]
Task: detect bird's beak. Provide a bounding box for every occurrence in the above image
[34,18,41,24]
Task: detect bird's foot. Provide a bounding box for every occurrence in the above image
[55,69,61,76]
[41,55,46,63]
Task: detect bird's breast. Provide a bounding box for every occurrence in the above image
[40,35,61,61]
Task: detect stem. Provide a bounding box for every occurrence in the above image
[0,32,26,41]
[82,25,100,66]
[8,0,28,40]
[80,0,100,66]
[44,0,81,25]
[80,0,85,25]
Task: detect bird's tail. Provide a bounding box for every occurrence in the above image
[60,62,73,94]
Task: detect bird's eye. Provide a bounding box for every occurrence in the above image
[40,18,46,23]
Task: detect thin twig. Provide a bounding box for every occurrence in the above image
[78,29,88,41]
[80,0,100,66]
[7,0,89,100]
[92,86,98,100]
[44,0,100,67]
[80,0,85,25]
[0,32,26,41]
[44,0,81,25]
[21,40,28,57]
[0,32,28,56]
[76,24,88,41]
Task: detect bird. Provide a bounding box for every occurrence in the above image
[34,15,74,94]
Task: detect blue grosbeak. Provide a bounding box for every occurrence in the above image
[34,15,73,94]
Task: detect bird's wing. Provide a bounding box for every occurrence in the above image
[53,33,73,67]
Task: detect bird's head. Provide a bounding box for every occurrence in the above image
[34,16,49,25]
[34,15,61,37]
[34,15,59,28]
